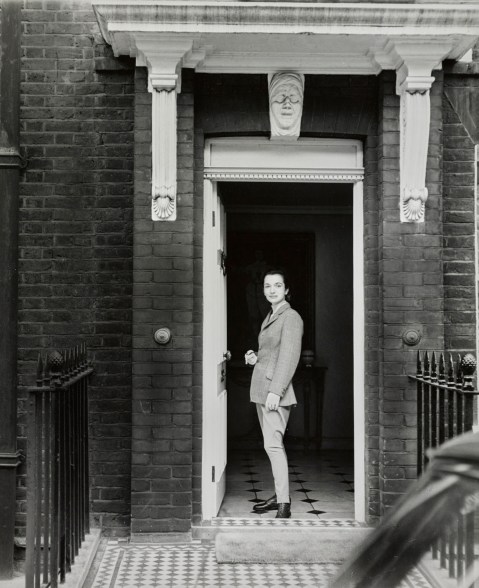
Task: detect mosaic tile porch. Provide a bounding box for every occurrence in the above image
[84,449,433,587]
[86,541,433,588]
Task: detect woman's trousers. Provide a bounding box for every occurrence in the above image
[256,403,291,504]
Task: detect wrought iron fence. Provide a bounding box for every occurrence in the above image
[410,351,478,585]
[25,344,93,588]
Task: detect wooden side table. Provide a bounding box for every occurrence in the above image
[293,366,327,452]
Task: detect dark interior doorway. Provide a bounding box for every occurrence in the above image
[219,182,355,519]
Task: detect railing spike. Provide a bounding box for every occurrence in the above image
[431,352,437,377]
[438,353,445,384]
[36,353,43,384]
[424,351,430,377]
[416,350,422,376]
[62,349,67,376]
[456,354,463,386]
[448,353,454,380]
[43,354,50,385]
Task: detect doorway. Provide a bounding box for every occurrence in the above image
[201,138,365,522]
[219,182,354,519]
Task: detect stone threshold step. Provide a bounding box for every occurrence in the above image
[215,526,370,564]
[193,517,369,541]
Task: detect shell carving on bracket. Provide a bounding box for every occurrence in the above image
[401,186,428,222]
[153,189,176,219]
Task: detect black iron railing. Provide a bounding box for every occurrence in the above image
[410,351,478,584]
[25,345,93,588]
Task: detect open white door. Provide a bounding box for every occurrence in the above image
[202,181,228,519]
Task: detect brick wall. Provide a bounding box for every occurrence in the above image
[364,130,380,521]
[130,69,195,534]
[443,76,477,353]
[377,71,445,514]
[17,1,134,537]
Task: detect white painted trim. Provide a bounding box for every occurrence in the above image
[202,137,366,522]
[204,137,364,174]
[353,180,366,523]
[204,169,364,183]
[202,177,216,519]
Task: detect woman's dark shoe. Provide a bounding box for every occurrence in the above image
[253,495,278,513]
[275,503,291,519]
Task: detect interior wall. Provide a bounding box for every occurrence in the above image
[226,207,354,450]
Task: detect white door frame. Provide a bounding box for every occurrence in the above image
[202,137,366,522]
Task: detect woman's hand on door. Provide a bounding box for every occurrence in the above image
[245,350,258,365]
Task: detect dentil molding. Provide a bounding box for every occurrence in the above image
[204,170,364,183]
[92,2,479,222]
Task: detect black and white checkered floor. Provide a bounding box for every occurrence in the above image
[86,541,432,587]
[219,449,354,519]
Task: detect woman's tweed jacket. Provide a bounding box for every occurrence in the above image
[249,302,304,407]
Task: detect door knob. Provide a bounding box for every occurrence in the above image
[223,350,232,361]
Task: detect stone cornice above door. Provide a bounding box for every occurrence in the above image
[92,1,479,222]
[93,2,479,75]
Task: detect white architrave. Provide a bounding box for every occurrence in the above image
[202,138,367,523]
[135,36,205,221]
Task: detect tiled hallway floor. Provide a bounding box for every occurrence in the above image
[218,449,354,519]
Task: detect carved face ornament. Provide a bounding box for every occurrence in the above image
[269,72,305,138]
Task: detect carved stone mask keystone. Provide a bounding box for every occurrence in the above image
[268,72,305,140]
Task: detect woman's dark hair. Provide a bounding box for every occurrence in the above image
[263,268,291,301]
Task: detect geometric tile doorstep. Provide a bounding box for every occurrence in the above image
[211,517,364,527]
[87,541,433,588]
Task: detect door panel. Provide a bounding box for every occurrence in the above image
[202,182,228,518]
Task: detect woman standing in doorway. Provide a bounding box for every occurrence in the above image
[244,269,304,518]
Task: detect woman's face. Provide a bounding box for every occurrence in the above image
[263,274,289,306]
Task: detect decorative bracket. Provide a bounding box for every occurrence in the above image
[398,75,434,223]
[135,36,205,221]
[372,40,454,223]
